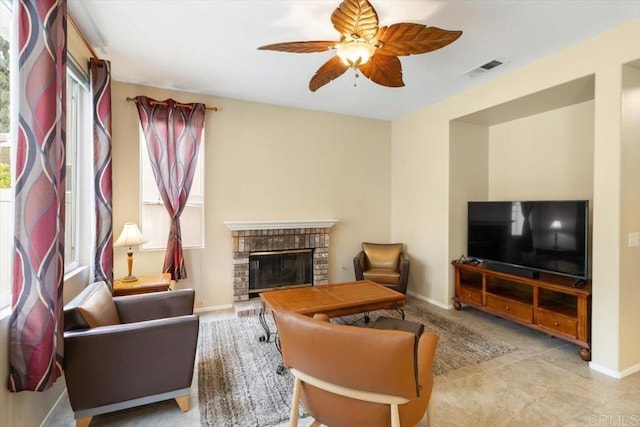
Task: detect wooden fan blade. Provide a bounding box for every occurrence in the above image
[331,0,379,41]
[376,24,462,56]
[309,56,349,92]
[258,41,336,53]
[359,54,404,88]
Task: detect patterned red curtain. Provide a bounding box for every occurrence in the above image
[90,58,113,288]
[8,0,67,392]
[135,96,205,280]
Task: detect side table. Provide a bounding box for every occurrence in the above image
[113,273,172,297]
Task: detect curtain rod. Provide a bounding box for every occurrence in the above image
[126,97,219,112]
[68,13,100,62]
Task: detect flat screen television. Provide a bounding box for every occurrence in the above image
[467,200,589,280]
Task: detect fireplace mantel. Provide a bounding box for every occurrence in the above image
[224,219,339,231]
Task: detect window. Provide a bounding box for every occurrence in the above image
[511,202,525,236]
[0,4,92,310]
[65,63,92,274]
[0,0,13,309]
[140,129,205,250]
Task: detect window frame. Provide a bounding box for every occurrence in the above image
[0,0,14,310]
[64,60,92,275]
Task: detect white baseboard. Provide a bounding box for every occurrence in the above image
[619,362,640,378]
[406,290,453,310]
[589,363,621,378]
[194,304,233,314]
[589,361,640,379]
[40,388,67,427]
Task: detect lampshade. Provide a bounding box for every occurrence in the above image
[336,40,375,67]
[114,222,147,247]
[550,220,563,230]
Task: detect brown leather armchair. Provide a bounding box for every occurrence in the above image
[354,242,410,294]
[274,310,438,427]
[63,281,199,427]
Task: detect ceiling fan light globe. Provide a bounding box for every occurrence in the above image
[336,40,375,67]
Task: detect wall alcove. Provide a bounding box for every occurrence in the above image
[448,74,596,296]
[447,63,640,374]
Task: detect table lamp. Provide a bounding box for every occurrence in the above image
[550,220,562,249]
[114,222,148,282]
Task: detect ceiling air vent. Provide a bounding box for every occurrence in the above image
[462,59,506,78]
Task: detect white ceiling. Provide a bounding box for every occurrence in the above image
[68,0,640,121]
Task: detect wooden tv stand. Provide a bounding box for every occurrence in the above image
[452,261,592,361]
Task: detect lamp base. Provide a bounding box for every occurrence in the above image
[120,275,138,283]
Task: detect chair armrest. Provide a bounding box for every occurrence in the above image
[114,289,195,323]
[353,251,366,280]
[64,315,199,412]
[397,253,410,294]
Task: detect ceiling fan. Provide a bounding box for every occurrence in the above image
[258,0,462,92]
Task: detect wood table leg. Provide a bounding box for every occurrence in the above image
[175,395,190,412]
[75,416,92,427]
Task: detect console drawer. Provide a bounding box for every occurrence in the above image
[486,294,532,322]
[457,285,482,306]
[536,309,577,338]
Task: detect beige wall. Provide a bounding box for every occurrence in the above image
[0,317,9,427]
[391,110,451,304]
[619,64,640,371]
[391,19,640,375]
[111,82,392,309]
[447,122,488,299]
[67,18,93,70]
[591,62,624,373]
[488,101,594,201]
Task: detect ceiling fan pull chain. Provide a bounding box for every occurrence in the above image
[354,70,360,87]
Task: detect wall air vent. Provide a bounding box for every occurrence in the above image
[461,58,506,78]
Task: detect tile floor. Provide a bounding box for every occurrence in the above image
[47,297,640,426]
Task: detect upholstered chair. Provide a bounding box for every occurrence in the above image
[63,281,199,427]
[274,310,438,427]
[354,242,410,294]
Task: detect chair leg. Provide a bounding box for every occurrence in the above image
[175,395,190,412]
[426,404,432,426]
[75,416,92,427]
[390,403,400,427]
[290,377,302,426]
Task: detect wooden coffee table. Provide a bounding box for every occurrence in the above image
[258,280,405,343]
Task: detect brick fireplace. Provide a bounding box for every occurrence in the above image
[224,220,339,301]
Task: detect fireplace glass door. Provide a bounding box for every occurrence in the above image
[249,249,313,293]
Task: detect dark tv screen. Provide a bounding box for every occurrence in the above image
[467,200,588,279]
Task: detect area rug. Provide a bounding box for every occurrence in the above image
[198,301,514,427]
[399,303,514,375]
